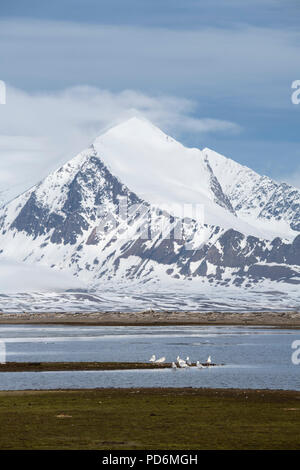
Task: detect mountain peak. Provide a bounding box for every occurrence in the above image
[90,118,273,237]
[96,116,170,145]
[93,117,217,206]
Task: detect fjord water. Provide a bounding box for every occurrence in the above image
[0,325,299,391]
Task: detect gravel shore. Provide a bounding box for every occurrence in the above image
[0,310,299,328]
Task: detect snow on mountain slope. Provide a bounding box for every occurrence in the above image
[0,117,299,296]
[0,256,80,293]
[0,279,299,313]
[204,148,300,239]
[93,117,273,239]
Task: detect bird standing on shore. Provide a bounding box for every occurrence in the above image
[149,355,156,362]
[177,356,189,368]
[180,361,189,368]
[155,356,166,363]
[207,356,212,365]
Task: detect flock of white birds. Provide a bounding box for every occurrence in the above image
[149,354,212,369]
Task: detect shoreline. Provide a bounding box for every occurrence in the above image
[0,311,300,328]
[0,386,299,396]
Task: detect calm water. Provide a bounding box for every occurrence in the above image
[0,324,299,391]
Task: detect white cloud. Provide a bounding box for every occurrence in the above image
[0,85,240,202]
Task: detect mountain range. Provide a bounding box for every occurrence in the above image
[0,116,299,301]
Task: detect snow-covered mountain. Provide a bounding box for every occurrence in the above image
[204,147,300,239]
[0,116,299,295]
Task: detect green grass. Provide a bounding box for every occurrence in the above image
[0,388,300,449]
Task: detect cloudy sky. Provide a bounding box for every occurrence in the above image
[0,0,300,199]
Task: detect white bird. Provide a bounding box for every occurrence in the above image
[149,355,156,362]
[176,356,189,368]
[176,355,185,365]
[176,355,181,364]
[180,361,189,368]
[155,356,166,363]
[206,356,212,365]
[186,356,192,366]
[196,361,204,369]
[171,362,177,369]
